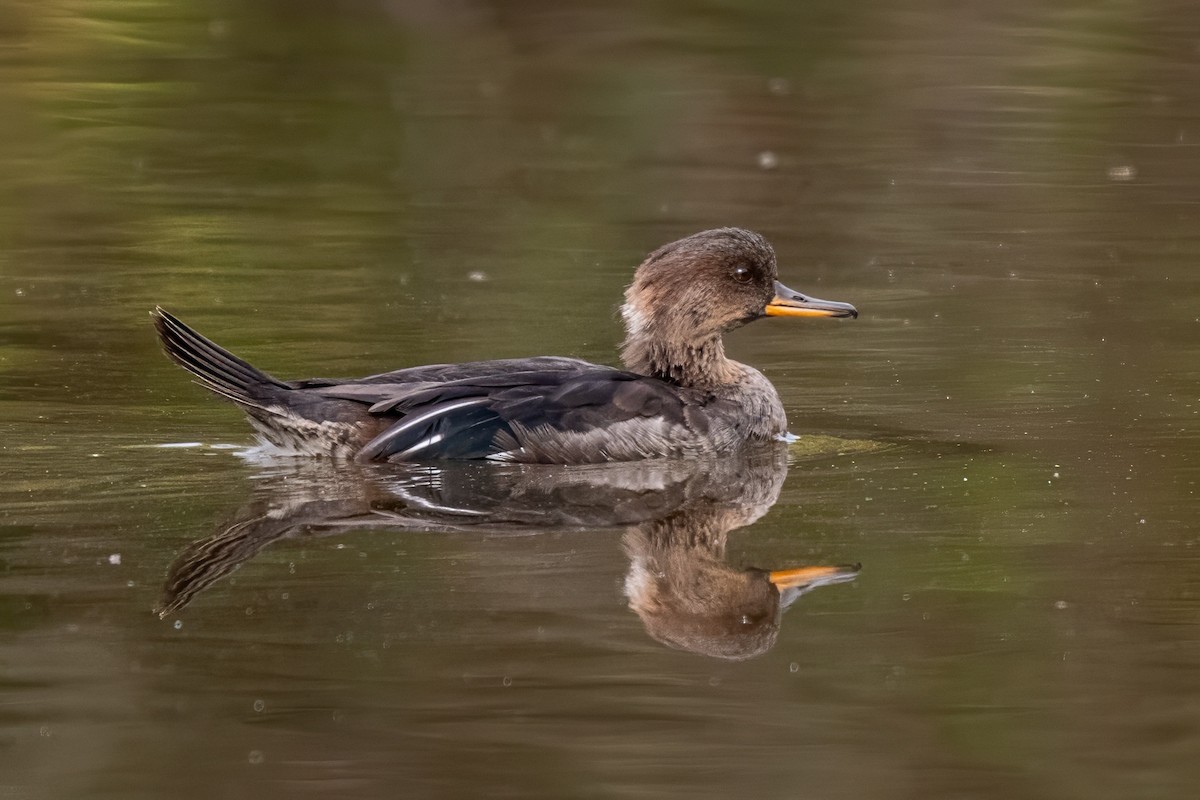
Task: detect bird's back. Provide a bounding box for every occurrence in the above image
[153,309,735,463]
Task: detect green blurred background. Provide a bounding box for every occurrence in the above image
[1,1,1198,798]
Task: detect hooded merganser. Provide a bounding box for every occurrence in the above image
[153,228,856,463]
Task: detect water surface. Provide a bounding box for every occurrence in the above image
[2,1,1199,798]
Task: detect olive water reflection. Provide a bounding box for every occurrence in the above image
[160,446,859,660]
[3,0,1200,797]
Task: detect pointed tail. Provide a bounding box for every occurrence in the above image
[152,308,288,410]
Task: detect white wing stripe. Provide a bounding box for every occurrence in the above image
[392,432,445,460]
[359,397,490,459]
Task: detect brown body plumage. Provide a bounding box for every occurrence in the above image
[153,228,856,464]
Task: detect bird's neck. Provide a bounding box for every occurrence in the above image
[620,327,740,389]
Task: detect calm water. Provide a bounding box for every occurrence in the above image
[2,1,1199,797]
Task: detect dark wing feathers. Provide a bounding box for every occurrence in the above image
[358,398,507,461]
[288,356,589,390]
[496,373,690,430]
[153,310,705,463]
[353,366,701,462]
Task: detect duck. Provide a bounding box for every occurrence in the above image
[153,227,857,464]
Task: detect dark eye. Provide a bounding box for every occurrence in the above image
[732,265,753,284]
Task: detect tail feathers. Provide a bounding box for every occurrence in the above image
[152,308,289,411]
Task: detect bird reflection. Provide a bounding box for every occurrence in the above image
[159,444,858,659]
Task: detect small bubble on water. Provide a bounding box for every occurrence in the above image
[173,620,183,630]
[467,271,488,282]
[108,553,121,565]
[15,288,25,297]
[248,750,264,765]
[756,151,779,170]
[39,725,51,737]
[502,676,512,687]
[253,699,265,713]
[1054,600,1069,610]
[789,662,799,673]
